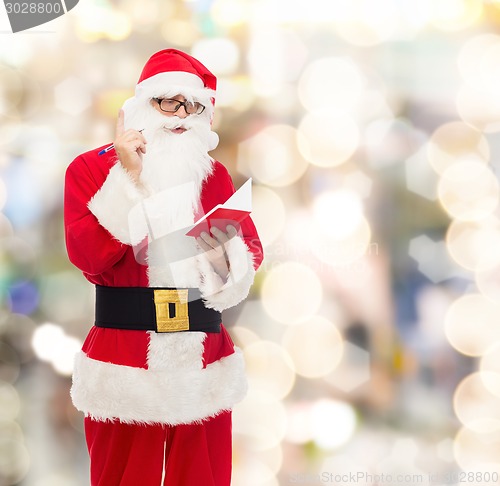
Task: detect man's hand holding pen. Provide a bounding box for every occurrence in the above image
[113,109,147,183]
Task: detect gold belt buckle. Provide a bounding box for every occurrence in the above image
[153,289,189,332]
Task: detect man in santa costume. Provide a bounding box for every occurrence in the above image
[64,49,263,486]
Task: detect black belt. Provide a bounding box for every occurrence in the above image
[94,285,221,333]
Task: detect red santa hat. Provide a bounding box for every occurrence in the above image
[134,49,217,105]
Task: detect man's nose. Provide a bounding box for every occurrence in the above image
[176,105,189,118]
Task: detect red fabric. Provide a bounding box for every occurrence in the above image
[138,49,217,91]
[64,147,149,285]
[202,325,236,368]
[84,412,232,486]
[64,148,263,371]
[81,327,149,369]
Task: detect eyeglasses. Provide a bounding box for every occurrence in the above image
[153,98,206,115]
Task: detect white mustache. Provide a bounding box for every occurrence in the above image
[141,111,206,139]
[161,117,199,130]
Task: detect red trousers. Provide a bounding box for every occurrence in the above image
[84,412,232,486]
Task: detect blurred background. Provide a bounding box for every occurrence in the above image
[2,0,500,484]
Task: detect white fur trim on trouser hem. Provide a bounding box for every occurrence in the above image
[88,163,149,246]
[198,236,256,312]
[70,349,247,425]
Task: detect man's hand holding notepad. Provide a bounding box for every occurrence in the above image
[185,178,252,238]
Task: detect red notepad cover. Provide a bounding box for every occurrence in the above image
[185,207,251,238]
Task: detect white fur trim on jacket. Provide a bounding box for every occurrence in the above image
[71,347,247,425]
[147,329,205,371]
[198,236,256,312]
[88,163,149,246]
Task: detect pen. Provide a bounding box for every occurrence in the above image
[98,129,145,156]
[97,145,114,156]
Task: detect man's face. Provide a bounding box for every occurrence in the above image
[150,95,204,135]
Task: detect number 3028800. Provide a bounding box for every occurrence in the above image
[5,2,62,14]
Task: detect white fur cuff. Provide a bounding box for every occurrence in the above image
[198,236,256,312]
[88,163,149,245]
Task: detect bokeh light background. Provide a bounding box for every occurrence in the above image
[2,0,500,484]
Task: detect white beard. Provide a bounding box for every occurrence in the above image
[124,103,214,199]
[122,102,214,288]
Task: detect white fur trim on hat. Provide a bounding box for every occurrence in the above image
[136,71,216,104]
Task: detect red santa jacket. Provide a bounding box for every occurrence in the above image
[64,146,263,425]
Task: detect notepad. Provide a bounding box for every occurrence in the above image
[185,178,252,238]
